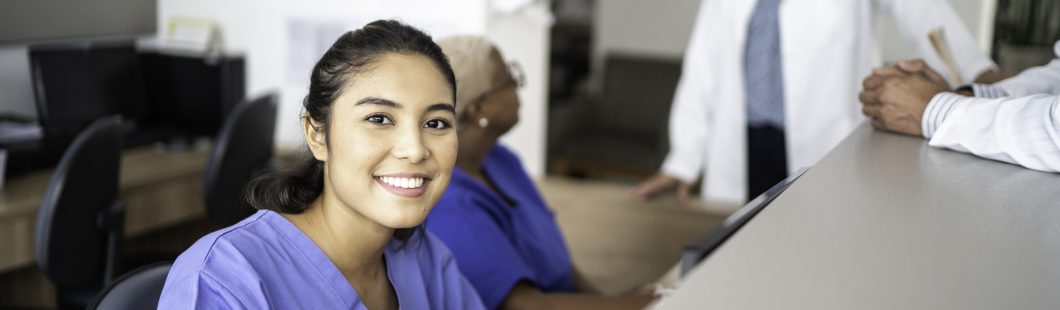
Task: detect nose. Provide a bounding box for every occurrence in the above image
[391,125,430,164]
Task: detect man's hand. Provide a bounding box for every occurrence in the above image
[630,173,691,202]
[894,59,951,88]
[859,59,952,137]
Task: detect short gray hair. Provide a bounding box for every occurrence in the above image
[437,35,499,122]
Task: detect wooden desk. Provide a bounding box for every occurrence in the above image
[0,145,209,273]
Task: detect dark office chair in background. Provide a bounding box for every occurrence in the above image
[549,54,681,179]
[204,92,278,227]
[88,261,172,310]
[35,116,125,309]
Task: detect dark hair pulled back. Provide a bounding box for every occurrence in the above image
[244,20,456,241]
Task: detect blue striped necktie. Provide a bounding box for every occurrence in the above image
[744,0,785,128]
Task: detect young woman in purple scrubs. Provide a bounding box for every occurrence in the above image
[158,20,485,309]
[424,36,655,310]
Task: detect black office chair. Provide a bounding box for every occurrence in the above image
[204,92,278,227]
[35,116,125,309]
[88,261,172,310]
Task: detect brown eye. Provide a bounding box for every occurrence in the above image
[424,119,451,129]
[366,114,393,124]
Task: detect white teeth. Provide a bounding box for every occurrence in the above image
[379,176,425,189]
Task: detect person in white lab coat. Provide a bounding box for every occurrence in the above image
[631,0,999,206]
[859,42,1060,173]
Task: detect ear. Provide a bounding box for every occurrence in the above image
[302,115,328,162]
[463,99,484,121]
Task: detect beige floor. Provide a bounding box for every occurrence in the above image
[538,177,732,295]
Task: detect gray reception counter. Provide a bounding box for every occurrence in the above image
[657,123,1060,310]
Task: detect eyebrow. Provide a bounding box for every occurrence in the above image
[357,96,455,115]
[356,97,401,108]
[427,103,456,115]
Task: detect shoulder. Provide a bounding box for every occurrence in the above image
[171,211,277,273]
[428,184,507,234]
[432,172,495,220]
[432,179,478,218]
[386,231,461,282]
[489,144,522,163]
[161,211,278,306]
[487,144,531,176]
[417,231,458,266]
[159,263,251,309]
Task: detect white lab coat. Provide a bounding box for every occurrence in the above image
[925,41,1060,173]
[662,0,996,207]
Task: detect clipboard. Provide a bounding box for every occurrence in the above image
[928,28,963,85]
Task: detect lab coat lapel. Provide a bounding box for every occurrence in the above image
[698,0,757,206]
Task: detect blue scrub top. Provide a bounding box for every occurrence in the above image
[426,144,574,309]
[158,210,485,309]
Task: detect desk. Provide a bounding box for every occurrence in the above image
[0,145,209,273]
[657,124,1060,309]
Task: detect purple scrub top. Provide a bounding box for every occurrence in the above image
[425,144,575,309]
[158,210,485,309]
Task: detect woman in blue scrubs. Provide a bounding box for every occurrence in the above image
[158,20,485,309]
[425,36,655,310]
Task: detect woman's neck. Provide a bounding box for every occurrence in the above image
[285,190,392,280]
[284,181,399,309]
[456,127,498,174]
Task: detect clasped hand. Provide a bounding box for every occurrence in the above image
[858,59,952,137]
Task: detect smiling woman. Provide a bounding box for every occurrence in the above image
[157,20,485,310]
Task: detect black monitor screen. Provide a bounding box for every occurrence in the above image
[139,52,241,136]
[29,41,147,143]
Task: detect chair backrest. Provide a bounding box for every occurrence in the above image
[35,116,124,292]
[596,55,682,136]
[203,92,278,226]
[89,262,172,310]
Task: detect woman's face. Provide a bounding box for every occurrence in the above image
[309,53,457,229]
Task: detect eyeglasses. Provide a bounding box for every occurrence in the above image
[469,61,525,106]
[507,61,525,88]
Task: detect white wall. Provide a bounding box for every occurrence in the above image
[593,0,702,60]
[158,0,551,176]
[591,0,700,92]
[0,0,154,43]
[593,0,996,66]
[488,3,552,178]
[0,0,155,120]
[878,0,997,63]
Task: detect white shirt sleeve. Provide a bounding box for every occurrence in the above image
[969,83,1009,98]
[660,0,713,183]
[922,92,1060,173]
[993,42,1060,96]
[966,41,1060,97]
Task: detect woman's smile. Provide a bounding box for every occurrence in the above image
[374,173,432,198]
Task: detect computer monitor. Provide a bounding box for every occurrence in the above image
[29,40,148,145]
[679,167,810,276]
[139,51,245,137]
